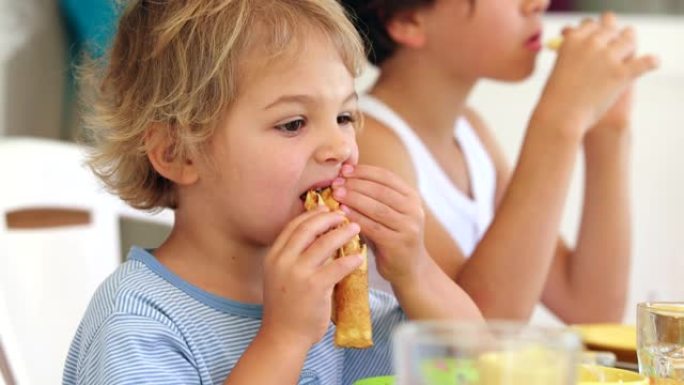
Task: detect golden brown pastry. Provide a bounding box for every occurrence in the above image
[304,188,373,349]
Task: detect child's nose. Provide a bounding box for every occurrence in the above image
[523,0,549,15]
[314,128,353,165]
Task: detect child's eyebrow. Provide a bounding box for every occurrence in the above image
[263,91,358,110]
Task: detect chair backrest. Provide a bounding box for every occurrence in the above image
[0,293,26,385]
[0,137,173,385]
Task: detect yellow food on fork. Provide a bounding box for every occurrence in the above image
[304,188,373,349]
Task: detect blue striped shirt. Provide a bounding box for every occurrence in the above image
[63,247,403,385]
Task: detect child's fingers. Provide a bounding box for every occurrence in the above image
[317,254,363,288]
[572,17,600,38]
[572,13,616,43]
[270,206,329,256]
[625,55,660,78]
[608,27,636,61]
[342,205,397,242]
[338,187,403,232]
[302,222,361,267]
[275,211,347,263]
[579,17,595,27]
[342,164,414,198]
[590,26,620,48]
[600,11,617,28]
[334,178,409,215]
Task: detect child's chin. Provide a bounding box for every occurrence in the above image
[499,66,536,82]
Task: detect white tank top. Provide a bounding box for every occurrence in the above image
[359,95,564,327]
[359,95,496,256]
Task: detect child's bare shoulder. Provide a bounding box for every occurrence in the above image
[357,115,417,185]
[463,107,495,146]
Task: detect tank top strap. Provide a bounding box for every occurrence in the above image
[453,118,497,238]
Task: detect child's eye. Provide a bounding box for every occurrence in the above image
[275,118,305,135]
[337,112,357,126]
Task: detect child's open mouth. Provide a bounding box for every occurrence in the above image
[300,179,336,202]
[299,188,324,202]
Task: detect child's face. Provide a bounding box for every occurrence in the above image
[422,0,550,81]
[198,32,359,246]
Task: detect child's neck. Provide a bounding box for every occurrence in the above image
[154,212,266,305]
[370,53,477,144]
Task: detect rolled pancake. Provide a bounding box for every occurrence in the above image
[304,188,373,348]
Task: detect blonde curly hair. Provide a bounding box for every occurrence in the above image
[81,0,365,210]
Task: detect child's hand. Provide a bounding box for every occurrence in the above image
[540,13,658,136]
[590,86,633,135]
[261,207,363,347]
[332,164,428,286]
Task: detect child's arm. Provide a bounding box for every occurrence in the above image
[425,86,634,323]
[332,164,482,321]
[460,88,633,323]
[224,207,363,384]
[542,87,633,323]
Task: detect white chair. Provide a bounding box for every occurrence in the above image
[0,137,173,385]
[1,293,27,385]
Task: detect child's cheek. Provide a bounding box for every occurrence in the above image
[348,142,360,166]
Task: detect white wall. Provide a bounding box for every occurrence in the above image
[358,14,684,324]
[0,1,66,139]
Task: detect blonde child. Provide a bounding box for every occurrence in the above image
[62,1,481,384]
[338,0,659,323]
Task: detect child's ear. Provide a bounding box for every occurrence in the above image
[145,124,199,186]
[385,9,427,48]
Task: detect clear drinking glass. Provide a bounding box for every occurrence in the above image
[637,302,684,384]
[393,321,581,385]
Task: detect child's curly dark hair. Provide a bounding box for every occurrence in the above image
[340,0,434,65]
[340,0,478,65]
